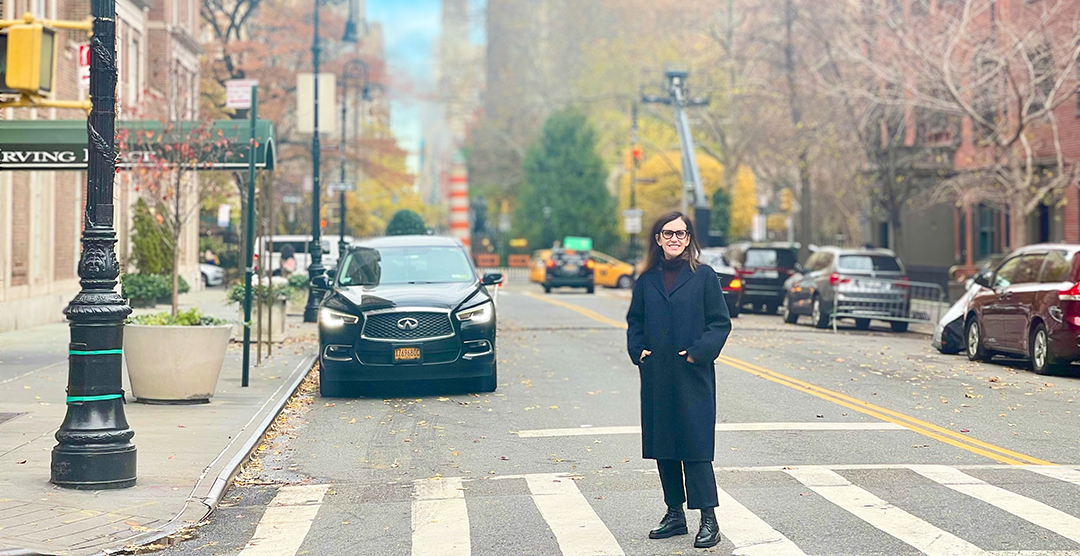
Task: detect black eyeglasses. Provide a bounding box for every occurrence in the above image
[659,230,689,240]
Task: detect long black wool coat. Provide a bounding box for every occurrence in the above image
[626,263,732,461]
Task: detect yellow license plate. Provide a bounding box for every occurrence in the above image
[394,347,421,362]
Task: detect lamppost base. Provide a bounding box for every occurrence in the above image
[51,442,137,490]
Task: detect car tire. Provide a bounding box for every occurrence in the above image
[855,318,871,330]
[765,303,779,315]
[475,363,497,393]
[966,317,989,362]
[617,275,634,289]
[890,321,909,333]
[781,295,798,324]
[728,301,740,319]
[201,273,209,287]
[1030,323,1068,375]
[544,285,552,294]
[586,286,595,294]
[812,296,830,329]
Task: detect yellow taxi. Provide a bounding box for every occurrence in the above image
[590,251,636,289]
[530,249,635,289]
[529,249,552,284]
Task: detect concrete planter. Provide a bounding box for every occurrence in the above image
[234,298,288,341]
[124,324,232,404]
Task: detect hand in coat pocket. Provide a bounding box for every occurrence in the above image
[677,350,695,364]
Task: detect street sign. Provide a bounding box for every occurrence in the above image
[225,79,258,109]
[282,195,303,204]
[509,238,528,248]
[622,208,644,234]
[76,42,90,90]
[216,204,231,228]
[296,73,337,134]
[563,236,592,251]
[328,182,355,193]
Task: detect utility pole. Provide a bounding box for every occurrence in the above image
[642,70,712,239]
[784,0,812,262]
[628,102,641,261]
[303,0,326,323]
[337,59,368,258]
[52,0,136,489]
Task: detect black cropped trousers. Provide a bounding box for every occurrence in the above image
[656,459,718,510]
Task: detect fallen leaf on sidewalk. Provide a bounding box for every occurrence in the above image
[16,460,26,464]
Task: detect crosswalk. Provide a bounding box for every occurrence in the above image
[233,465,1080,556]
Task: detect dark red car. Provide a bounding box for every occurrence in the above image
[966,243,1080,374]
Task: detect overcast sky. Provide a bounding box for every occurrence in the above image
[367,0,484,174]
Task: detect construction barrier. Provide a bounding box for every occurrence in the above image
[475,253,500,268]
[507,254,531,268]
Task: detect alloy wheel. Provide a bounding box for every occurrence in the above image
[1033,329,1047,370]
[812,299,820,324]
[968,322,979,354]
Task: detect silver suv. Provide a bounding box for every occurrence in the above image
[780,247,909,331]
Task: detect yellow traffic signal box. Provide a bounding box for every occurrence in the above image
[2,22,57,95]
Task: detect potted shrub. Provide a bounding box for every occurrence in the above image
[124,309,232,404]
[226,277,290,340]
[122,273,169,308]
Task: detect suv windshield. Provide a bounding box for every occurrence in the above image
[838,254,903,272]
[338,246,475,286]
[744,249,796,269]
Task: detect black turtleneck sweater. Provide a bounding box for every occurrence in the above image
[661,256,687,292]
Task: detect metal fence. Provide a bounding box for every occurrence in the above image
[477,266,530,284]
[831,278,947,332]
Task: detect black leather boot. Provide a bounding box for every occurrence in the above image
[649,506,688,539]
[694,506,721,548]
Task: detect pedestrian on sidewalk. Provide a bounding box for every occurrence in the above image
[626,211,732,549]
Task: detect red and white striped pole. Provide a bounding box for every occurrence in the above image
[449,153,470,248]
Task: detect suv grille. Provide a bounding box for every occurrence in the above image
[362,311,455,341]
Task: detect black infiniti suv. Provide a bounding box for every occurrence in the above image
[318,235,502,397]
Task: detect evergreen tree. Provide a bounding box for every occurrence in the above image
[386,209,427,236]
[514,108,617,251]
[130,197,171,275]
[710,188,731,246]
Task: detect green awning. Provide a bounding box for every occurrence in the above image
[0,119,276,171]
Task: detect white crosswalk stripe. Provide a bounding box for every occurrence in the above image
[714,486,807,556]
[909,465,1080,546]
[237,484,329,556]
[233,466,1080,556]
[784,466,992,556]
[524,473,625,556]
[412,477,471,556]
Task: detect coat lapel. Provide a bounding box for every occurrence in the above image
[667,266,694,297]
[647,268,668,298]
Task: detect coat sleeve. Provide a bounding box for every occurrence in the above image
[686,269,731,364]
[626,276,648,365]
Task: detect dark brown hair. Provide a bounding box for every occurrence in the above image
[645,212,702,272]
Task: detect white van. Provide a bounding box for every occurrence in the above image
[257,235,354,274]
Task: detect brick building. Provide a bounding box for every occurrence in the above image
[0,0,202,332]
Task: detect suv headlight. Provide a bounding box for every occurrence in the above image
[455,302,493,324]
[320,308,359,327]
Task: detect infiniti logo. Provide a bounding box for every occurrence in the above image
[397,317,420,331]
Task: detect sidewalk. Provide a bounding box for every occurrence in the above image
[0,288,318,555]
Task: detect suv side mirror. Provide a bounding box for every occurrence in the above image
[482,273,504,286]
[973,270,993,289]
[325,268,337,283]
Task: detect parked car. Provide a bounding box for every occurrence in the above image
[965,243,1080,374]
[200,263,225,287]
[726,243,800,314]
[318,235,502,396]
[529,249,552,284]
[700,249,740,318]
[934,282,983,354]
[780,247,910,332]
[591,251,636,289]
[543,249,595,293]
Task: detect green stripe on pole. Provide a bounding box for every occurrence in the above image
[69,349,123,356]
[66,394,123,403]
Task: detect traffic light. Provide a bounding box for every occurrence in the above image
[632,146,642,167]
[779,188,793,213]
[1,21,57,95]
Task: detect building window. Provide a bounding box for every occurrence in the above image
[130,37,141,105]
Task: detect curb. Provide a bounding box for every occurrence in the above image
[96,353,318,555]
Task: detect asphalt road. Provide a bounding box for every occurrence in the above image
[159,282,1080,556]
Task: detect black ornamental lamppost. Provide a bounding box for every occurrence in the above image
[303,0,328,323]
[51,0,137,489]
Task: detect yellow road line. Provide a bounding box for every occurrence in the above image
[526,292,1053,466]
[718,356,1052,466]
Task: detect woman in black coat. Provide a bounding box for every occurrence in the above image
[626,212,732,549]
